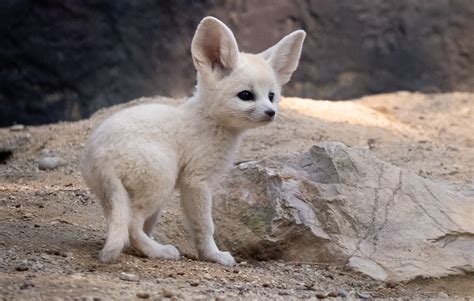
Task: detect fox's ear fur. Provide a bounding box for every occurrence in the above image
[191,17,239,79]
[260,30,306,85]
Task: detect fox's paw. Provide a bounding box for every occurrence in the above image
[98,246,122,263]
[201,250,236,266]
[152,244,180,260]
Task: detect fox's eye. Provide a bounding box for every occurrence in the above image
[237,90,254,101]
[269,92,275,102]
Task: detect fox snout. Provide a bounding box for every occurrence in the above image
[265,109,276,117]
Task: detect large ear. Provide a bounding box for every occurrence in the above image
[191,17,239,79]
[260,30,306,85]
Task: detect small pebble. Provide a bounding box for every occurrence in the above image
[162,288,178,298]
[118,272,139,282]
[10,124,25,131]
[315,292,327,299]
[438,292,449,298]
[15,264,29,272]
[337,288,350,298]
[136,292,150,299]
[385,281,397,289]
[38,148,51,157]
[327,291,338,297]
[22,212,33,219]
[190,281,199,287]
[356,291,371,299]
[19,282,35,290]
[38,156,67,170]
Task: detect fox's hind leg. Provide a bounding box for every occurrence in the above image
[120,145,180,260]
[127,181,179,260]
[129,215,180,260]
[143,209,161,238]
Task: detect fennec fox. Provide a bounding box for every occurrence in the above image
[81,16,305,265]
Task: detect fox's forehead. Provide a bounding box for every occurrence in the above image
[232,53,277,89]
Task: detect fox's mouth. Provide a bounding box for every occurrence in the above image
[247,112,276,124]
[258,116,275,123]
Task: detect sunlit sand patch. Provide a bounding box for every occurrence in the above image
[281,97,425,139]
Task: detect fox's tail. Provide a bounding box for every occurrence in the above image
[97,173,131,263]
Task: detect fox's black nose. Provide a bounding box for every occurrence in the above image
[265,109,276,117]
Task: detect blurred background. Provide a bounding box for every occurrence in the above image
[1,0,473,126]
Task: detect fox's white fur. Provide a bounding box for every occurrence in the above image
[81,17,305,265]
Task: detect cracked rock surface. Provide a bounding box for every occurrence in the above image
[214,142,474,281]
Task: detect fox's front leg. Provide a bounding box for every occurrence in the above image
[179,180,235,266]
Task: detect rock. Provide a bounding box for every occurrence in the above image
[118,272,139,282]
[336,288,350,298]
[2,2,474,126]
[19,282,35,290]
[385,281,397,289]
[315,292,327,299]
[189,281,199,287]
[438,292,449,298]
[356,292,371,299]
[136,292,150,299]
[38,148,51,157]
[162,288,178,298]
[15,263,29,272]
[38,156,67,170]
[9,124,25,131]
[213,142,474,282]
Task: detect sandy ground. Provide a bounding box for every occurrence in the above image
[1,92,473,300]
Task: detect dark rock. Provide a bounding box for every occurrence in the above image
[19,282,35,290]
[315,292,327,299]
[136,292,150,299]
[15,263,29,272]
[2,1,474,126]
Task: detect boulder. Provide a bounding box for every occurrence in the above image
[213,142,474,281]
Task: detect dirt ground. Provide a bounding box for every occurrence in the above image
[1,92,473,300]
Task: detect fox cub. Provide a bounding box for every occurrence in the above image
[81,17,305,265]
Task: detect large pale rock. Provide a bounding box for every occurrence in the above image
[213,142,474,281]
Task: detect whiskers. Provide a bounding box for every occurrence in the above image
[275,111,290,121]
